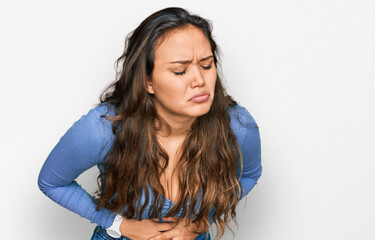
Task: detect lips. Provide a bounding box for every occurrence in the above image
[189,91,210,101]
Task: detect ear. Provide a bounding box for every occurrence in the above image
[146,77,155,94]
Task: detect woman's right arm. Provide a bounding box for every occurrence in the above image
[37,107,116,229]
[37,106,177,239]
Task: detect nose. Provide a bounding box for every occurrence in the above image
[190,65,205,88]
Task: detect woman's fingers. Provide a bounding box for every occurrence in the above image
[162,217,180,222]
[155,221,177,232]
[148,230,175,240]
[148,219,198,240]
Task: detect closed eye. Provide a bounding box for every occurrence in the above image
[202,65,212,70]
[173,63,212,76]
[173,69,186,75]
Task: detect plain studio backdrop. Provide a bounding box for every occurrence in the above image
[1,0,374,239]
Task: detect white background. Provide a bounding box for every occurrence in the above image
[1,0,374,239]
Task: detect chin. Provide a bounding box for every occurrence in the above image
[188,103,212,117]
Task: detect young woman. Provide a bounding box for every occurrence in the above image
[38,7,262,240]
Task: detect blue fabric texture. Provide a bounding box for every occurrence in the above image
[38,102,262,230]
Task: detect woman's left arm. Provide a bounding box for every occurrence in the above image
[238,125,263,200]
[207,107,262,226]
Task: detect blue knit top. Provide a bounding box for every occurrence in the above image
[37,102,262,228]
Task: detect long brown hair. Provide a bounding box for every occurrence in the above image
[94,7,243,239]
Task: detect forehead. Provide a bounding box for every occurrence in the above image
[154,25,212,63]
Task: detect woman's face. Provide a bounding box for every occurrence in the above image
[147,24,217,123]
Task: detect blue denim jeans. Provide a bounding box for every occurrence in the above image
[90,225,211,240]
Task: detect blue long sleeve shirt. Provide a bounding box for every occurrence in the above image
[37,102,262,229]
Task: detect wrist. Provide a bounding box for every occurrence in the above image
[120,218,138,235]
[106,214,123,238]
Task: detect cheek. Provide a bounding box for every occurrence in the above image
[206,69,217,87]
[153,74,187,101]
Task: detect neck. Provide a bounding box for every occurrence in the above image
[157,115,196,138]
[154,106,196,139]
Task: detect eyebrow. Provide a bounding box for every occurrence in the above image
[169,55,214,64]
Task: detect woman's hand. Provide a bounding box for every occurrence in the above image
[120,218,177,240]
[147,217,201,240]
